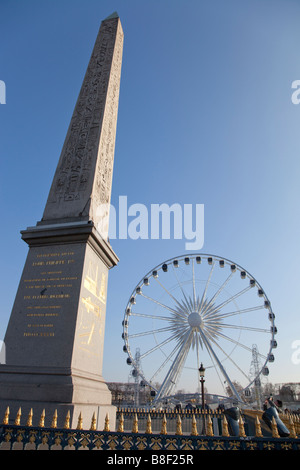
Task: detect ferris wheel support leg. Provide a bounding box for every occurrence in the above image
[153,331,193,405]
[199,330,243,404]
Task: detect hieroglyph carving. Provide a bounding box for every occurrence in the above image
[42,16,123,229]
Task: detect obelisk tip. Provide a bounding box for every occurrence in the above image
[105,12,119,20]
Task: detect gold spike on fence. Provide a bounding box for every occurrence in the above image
[132,413,138,433]
[104,413,110,432]
[161,414,167,435]
[238,417,246,438]
[191,414,198,436]
[39,409,45,428]
[117,413,124,432]
[76,412,83,430]
[288,416,297,439]
[294,415,300,435]
[145,414,152,434]
[222,415,230,437]
[14,408,21,426]
[255,416,263,438]
[271,416,280,438]
[175,415,182,435]
[64,410,70,429]
[206,414,214,437]
[26,408,33,427]
[292,414,297,434]
[2,407,9,425]
[90,412,97,431]
[51,410,58,429]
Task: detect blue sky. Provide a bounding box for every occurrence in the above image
[1,0,300,395]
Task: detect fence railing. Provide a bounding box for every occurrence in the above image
[0,406,299,451]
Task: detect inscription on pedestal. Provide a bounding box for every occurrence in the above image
[22,250,77,339]
[4,241,110,376]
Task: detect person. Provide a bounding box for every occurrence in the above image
[185,403,193,410]
[262,394,290,437]
[263,395,280,413]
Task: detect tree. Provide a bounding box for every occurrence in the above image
[225,381,243,398]
[279,385,295,402]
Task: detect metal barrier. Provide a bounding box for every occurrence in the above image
[0,406,299,451]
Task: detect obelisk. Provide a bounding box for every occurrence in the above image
[0,12,123,430]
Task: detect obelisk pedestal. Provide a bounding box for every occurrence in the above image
[0,13,123,430]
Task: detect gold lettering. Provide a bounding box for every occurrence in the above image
[26,306,61,310]
[46,260,65,265]
[49,294,70,299]
[24,332,55,337]
[27,313,59,317]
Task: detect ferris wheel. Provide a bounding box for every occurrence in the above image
[122,254,277,405]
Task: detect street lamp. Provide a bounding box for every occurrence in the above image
[199,363,205,410]
[199,363,206,434]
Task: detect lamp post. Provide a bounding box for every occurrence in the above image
[199,363,206,434]
[199,363,205,409]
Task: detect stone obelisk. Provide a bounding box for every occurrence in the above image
[0,12,123,430]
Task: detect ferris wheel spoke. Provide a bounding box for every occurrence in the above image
[208,305,265,320]
[211,328,267,359]
[140,292,186,319]
[196,329,200,368]
[192,258,197,306]
[199,261,215,312]
[217,323,270,333]
[204,333,251,382]
[206,285,252,316]
[139,327,188,360]
[201,272,234,318]
[202,323,223,339]
[129,325,177,338]
[171,265,191,306]
[171,265,194,312]
[129,312,171,321]
[153,277,187,311]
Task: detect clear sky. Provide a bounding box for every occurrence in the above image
[1,0,300,397]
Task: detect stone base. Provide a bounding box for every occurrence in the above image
[0,364,116,430]
[0,364,112,401]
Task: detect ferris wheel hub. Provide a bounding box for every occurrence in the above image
[188,311,203,328]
